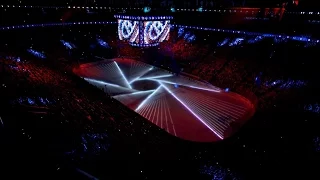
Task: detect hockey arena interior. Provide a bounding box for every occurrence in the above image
[0,0,320,179]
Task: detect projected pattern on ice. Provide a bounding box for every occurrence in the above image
[74,58,254,142]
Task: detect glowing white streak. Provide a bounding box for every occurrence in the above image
[113,90,155,97]
[75,168,99,180]
[156,99,160,125]
[188,85,220,92]
[156,80,221,92]
[160,83,223,139]
[144,100,155,120]
[138,74,173,81]
[84,77,120,87]
[191,91,246,110]
[149,101,157,121]
[131,90,155,95]
[0,116,3,126]
[174,88,245,135]
[164,95,176,136]
[163,97,169,133]
[142,100,153,120]
[181,95,226,134]
[155,100,160,124]
[151,100,158,123]
[160,98,164,128]
[191,93,246,116]
[135,86,162,111]
[129,68,153,84]
[94,56,105,60]
[114,62,132,89]
[138,101,151,118]
[129,77,140,84]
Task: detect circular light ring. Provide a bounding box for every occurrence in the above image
[0,21,117,31]
[114,15,173,21]
[3,21,318,44]
[129,42,159,47]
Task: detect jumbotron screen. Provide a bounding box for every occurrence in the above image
[117,19,139,43]
[143,20,170,45]
[116,17,171,47]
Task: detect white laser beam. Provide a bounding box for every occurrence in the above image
[135,86,162,111]
[84,77,121,87]
[129,68,153,84]
[156,80,221,92]
[114,62,132,89]
[138,74,173,81]
[160,82,223,139]
[113,89,155,97]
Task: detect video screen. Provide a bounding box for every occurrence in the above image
[143,20,170,45]
[117,19,139,43]
[117,19,170,46]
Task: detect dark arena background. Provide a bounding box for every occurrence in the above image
[0,0,320,179]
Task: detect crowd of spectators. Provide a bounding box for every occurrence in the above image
[158,29,319,110]
[0,52,187,179]
[0,6,115,26]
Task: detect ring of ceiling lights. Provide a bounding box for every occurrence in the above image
[1,5,319,15]
[0,21,318,44]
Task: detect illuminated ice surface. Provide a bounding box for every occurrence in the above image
[74,58,254,142]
